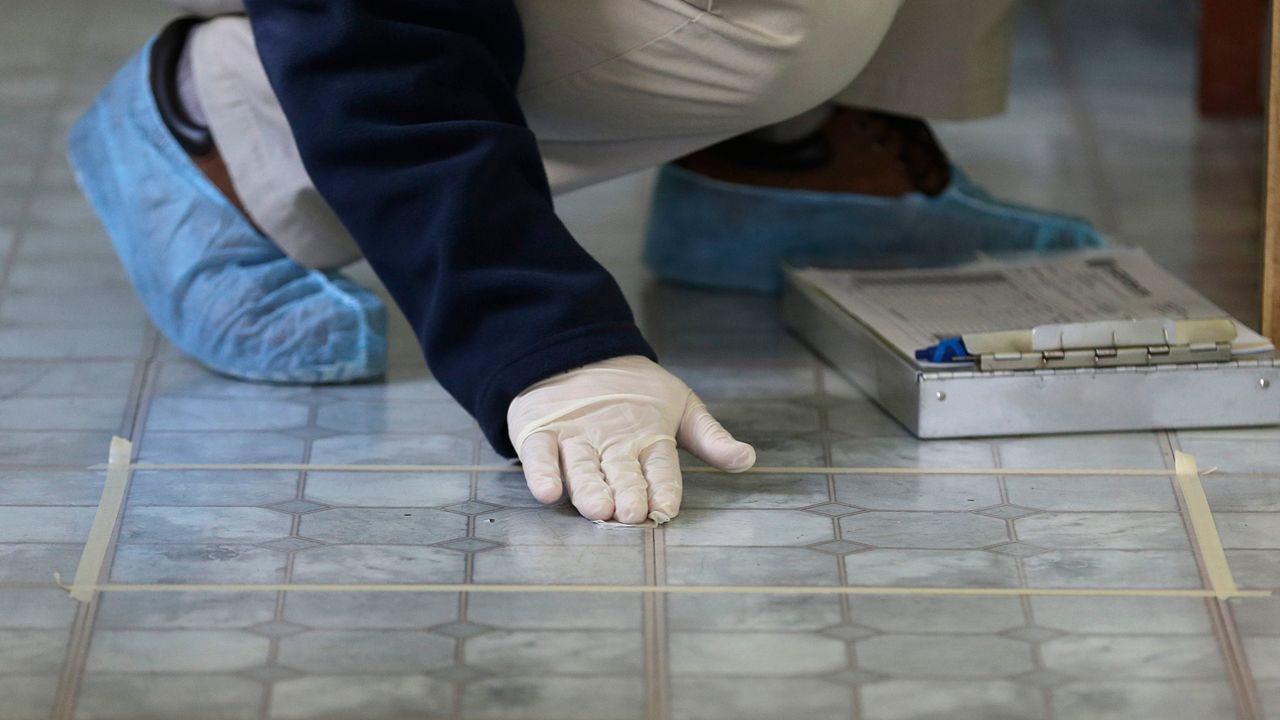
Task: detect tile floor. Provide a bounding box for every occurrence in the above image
[1,0,1277,719]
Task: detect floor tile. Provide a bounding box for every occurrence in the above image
[0,470,105,505]
[308,433,477,465]
[109,544,287,584]
[1215,512,1280,549]
[671,632,846,675]
[95,592,277,629]
[0,397,124,430]
[1022,550,1202,588]
[1029,597,1212,634]
[840,511,1009,549]
[0,674,59,720]
[0,629,69,674]
[137,432,306,464]
[298,507,468,545]
[671,677,854,720]
[85,630,269,673]
[473,546,645,585]
[843,550,1020,588]
[856,635,1033,678]
[0,588,79,628]
[997,435,1166,469]
[269,675,453,720]
[835,475,1003,511]
[0,542,84,582]
[290,545,466,584]
[680,473,830,509]
[145,397,310,432]
[0,505,94,542]
[666,593,842,631]
[303,471,471,507]
[1005,476,1178,511]
[1040,636,1225,679]
[127,471,298,506]
[475,507,641,547]
[846,596,1024,633]
[276,630,454,673]
[75,675,262,720]
[315,400,481,435]
[283,591,460,629]
[666,546,840,586]
[664,508,835,546]
[829,439,996,469]
[467,630,643,675]
[860,680,1044,720]
[119,507,293,544]
[1013,512,1191,549]
[462,677,644,720]
[1049,680,1237,720]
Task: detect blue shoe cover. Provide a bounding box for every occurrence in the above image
[68,37,386,383]
[643,163,1107,293]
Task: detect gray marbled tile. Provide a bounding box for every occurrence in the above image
[846,596,1024,633]
[856,635,1034,678]
[119,507,293,544]
[270,675,452,720]
[843,550,1020,588]
[308,433,476,465]
[836,475,1002,511]
[96,591,276,629]
[127,471,298,506]
[670,631,846,676]
[298,507,467,545]
[861,680,1044,720]
[1022,550,1201,589]
[467,630,643,675]
[277,630,454,673]
[665,547,840,586]
[680,473,829,509]
[473,546,644,585]
[840,511,1009,549]
[109,544,287,584]
[671,677,854,720]
[290,545,466,584]
[1005,476,1178,511]
[283,591,460,629]
[466,592,642,630]
[85,630,269,673]
[666,593,842,631]
[463,677,644,720]
[76,675,262,720]
[302,471,471,507]
[665,508,835,546]
[1049,680,1237,720]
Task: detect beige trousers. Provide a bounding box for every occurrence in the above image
[173,0,1017,268]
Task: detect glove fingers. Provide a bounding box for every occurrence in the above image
[601,451,649,525]
[677,394,757,473]
[517,432,563,504]
[560,438,614,521]
[639,440,682,524]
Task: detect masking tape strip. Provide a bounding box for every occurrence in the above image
[1174,450,1240,600]
[88,462,1181,477]
[57,581,1271,599]
[68,437,132,603]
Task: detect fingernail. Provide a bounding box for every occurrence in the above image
[648,510,673,525]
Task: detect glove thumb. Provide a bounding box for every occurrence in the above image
[676,393,756,473]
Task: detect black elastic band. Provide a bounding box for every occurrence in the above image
[150,17,215,156]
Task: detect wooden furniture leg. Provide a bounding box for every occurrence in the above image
[1265,0,1280,341]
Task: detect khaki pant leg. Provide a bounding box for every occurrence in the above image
[185,0,903,266]
[834,0,1019,120]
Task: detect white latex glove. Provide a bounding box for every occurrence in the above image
[507,355,756,524]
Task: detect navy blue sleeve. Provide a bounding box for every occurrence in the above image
[241,0,656,457]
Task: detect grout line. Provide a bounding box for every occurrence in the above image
[55,582,1272,599]
[91,461,1186,477]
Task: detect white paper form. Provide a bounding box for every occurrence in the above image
[789,248,1274,367]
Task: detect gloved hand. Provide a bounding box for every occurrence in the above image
[507,355,756,524]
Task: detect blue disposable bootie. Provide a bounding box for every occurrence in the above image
[68,35,386,383]
[644,163,1107,293]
